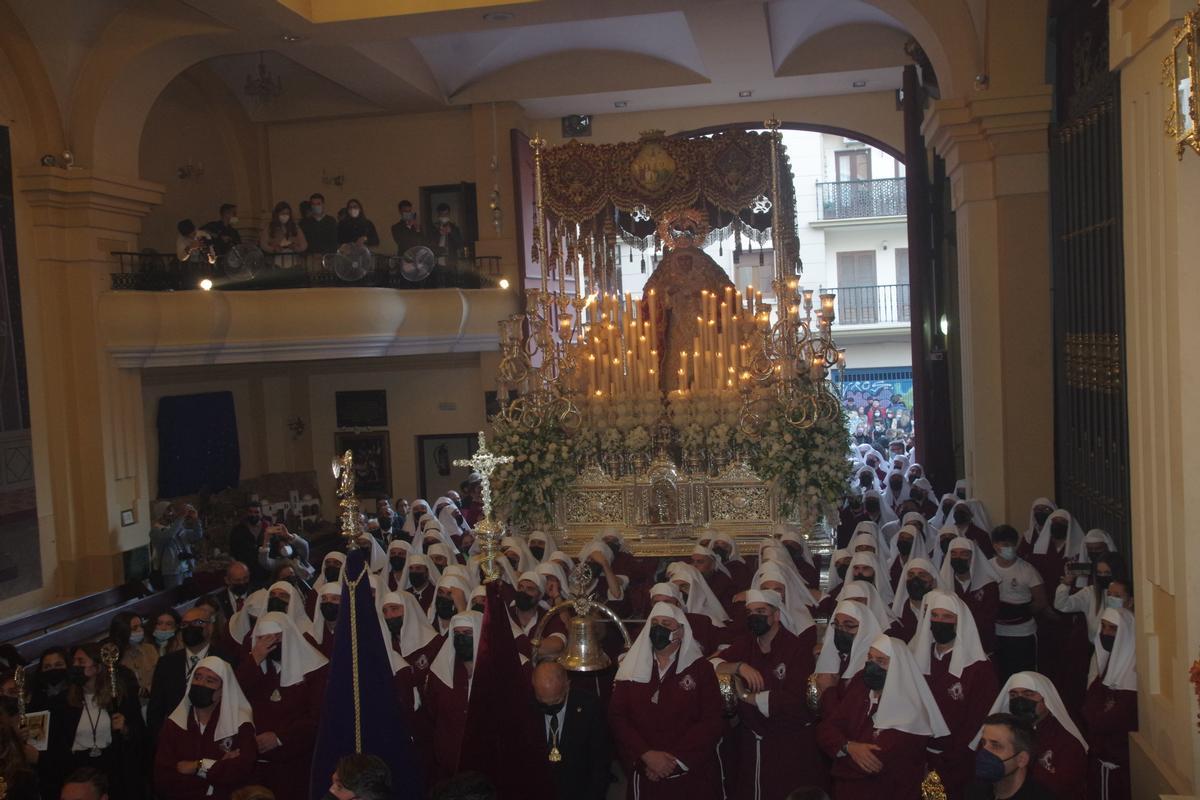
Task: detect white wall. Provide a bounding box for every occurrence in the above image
[820,221,909,287]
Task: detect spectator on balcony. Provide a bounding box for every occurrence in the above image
[260,202,307,256]
[175,220,214,265]
[300,193,338,254]
[391,199,427,255]
[201,204,242,256]
[337,199,380,249]
[150,502,205,590]
[432,203,464,268]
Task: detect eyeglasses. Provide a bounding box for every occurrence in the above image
[182,619,212,629]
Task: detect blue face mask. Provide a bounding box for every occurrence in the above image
[998,546,1016,561]
[974,748,1016,783]
[1104,596,1125,610]
[153,629,175,644]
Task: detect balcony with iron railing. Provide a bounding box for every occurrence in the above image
[816,177,907,221]
[825,284,911,326]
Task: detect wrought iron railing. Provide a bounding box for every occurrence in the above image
[824,284,911,325]
[108,250,501,291]
[816,177,907,220]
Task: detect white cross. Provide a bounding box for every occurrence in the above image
[453,432,512,521]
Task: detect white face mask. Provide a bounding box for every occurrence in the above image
[129,630,145,646]
[311,204,324,217]
[278,214,291,224]
[1104,595,1125,609]
[228,216,239,226]
[438,215,450,224]
[349,208,361,218]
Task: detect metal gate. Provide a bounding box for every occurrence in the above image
[1049,0,1130,551]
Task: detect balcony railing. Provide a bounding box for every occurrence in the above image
[108,251,501,292]
[826,284,911,325]
[816,177,907,220]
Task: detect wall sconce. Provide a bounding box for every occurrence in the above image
[288,417,306,439]
[177,160,205,181]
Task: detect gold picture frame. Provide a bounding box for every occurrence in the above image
[1164,8,1200,158]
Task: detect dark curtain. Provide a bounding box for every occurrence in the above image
[156,391,240,497]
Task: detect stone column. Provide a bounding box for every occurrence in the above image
[18,167,163,593]
[922,90,1055,525]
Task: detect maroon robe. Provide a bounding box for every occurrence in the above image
[814,582,846,619]
[1028,550,1081,703]
[953,579,999,654]
[792,555,821,590]
[965,524,995,559]
[838,509,871,549]
[725,560,754,593]
[608,655,724,799]
[235,659,328,798]
[686,613,726,656]
[720,625,824,798]
[704,570,736,614]
[425,661,471,781]
[815,677,931,800]
[923,652,998,800]
[153,712,256,800]
[1082,679,1137,800]
[314,623,336,658]
[394,665,434,785]
[409,582,436,613]
[508,603,567,660]
[393,633,442,680]
[892,602,921,643]
[1031,714,1087,800]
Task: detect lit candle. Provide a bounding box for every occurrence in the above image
[648,289,658,348]
[588,353,597,392]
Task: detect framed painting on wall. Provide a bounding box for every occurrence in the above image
[333,430,391,498]
[417,433,478,502]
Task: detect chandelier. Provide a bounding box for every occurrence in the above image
[244,52,283,103]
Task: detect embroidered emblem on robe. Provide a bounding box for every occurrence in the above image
[774,663,787,680]
[679,674,697,691]
[1039,750,1055,773]
[269,688,282,702]
[948,682,964,701]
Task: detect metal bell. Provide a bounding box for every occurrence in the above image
[559,611,612,672]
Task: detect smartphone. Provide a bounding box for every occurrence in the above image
[1066,562,1093,576]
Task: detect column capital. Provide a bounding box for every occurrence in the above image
[17,167,164,239]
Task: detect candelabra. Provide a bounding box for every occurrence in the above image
[332,450,360,548]
[739,118,845,435]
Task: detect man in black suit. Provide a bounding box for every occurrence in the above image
[209,560,252,621]
[229,500,269,587]
[532,661,611,800]
[146,605,239,738]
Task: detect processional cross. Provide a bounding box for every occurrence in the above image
[454,431,512,581]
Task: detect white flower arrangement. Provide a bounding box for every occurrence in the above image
[489,414,579,530]
[625,425,651,452]
[746,401,851,519]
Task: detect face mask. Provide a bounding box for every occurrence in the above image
[401,211,415,221]
[471,603,486,613]
[324,566,341,584]
[930,620,957,645]
[228,215,239,226]
[320,602,339,622]
[389,556,406,572]
[648,624,673,652]
[267,598,288,614]
[1095,575,1113,591]
[453,633,474,661]
[1009,695,1038,723]
[1088,551,1103,564]
[1104,595,1125,610]
[953,509,972,525]
[941,500,955,514]
[909,490,925,504]
[386,617,404,634]
[833,628,855,656]
[247,514,261,525]
[974,748,1014,783]
[746,614,771,637]
[278,214,291,224]
[713,546,730,562]
[311,204,324,216]
[862,661,887,691]
[67,666,88,685]
[188,684,216,709]
[956,488,967,500]
[835,564,849,580]
[860,475,873,488]
[889,478,903,491]
[413,509,426,522]
[1099,633,1115,652]
[514,593,537,612]
[230,582,250,597]
[906,577,931,603]
[950,558,971,576]
[865,500,880,514]
[998,545,1016,561]
[896,538,913,557]
[435,596,457,620]
[530,546,545,561]
[267,644,283,663]
[1034,510,1051,527]
[536,700,565,716]
[409,572,428,589]
[438,216,450,224]
[40,667,67,688]
[349,208,361,218]
[854,571,874,585]
[182,626,207,648]
[154,629,175,644]
[129,631,145,646]
[1050,522,1068,540]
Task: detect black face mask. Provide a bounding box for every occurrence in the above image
[40,667,67,688]
[862,661,887,691]
[713,546,730,562]
[320,602,339,622]
[909,490,925,504]
[1009,695,1038,723]
[648,624,673,652]
[413,509,426,523]
[896,538,914,557]
[514,593,537,612]
[941,500,955,515]
[1088,551,1103,565]
[453,632,474,661]
[835,564,849,580]
[1095,575,1113,591]
[1050,522,1068,540]
[389,556,406,572]
[435,596,458,620]
[246,514,261,525]
[324,566,341,584]
[953,509,972,525]
[906,577,931,603]
[536,699,565,716]
[865,500,881,514]
[530,546,545,561]
[859,474,874,488]
[229,582,250,597]
[1099,633,1115,652]
[888,478,903,491]
[854,571,875,585]
[930,620,957,645]
[955,489,967,500]
[605,540,621,554]
[182,626,208,649]
[267,644,282,663]
[188,684,216,709]
[408,571,428,589]
[950,557,971,576]
[746,614,771,637]
[67,666,88,685]
[471,603,486,613]
[267,597,288,614]
[386,616,404,634]
[833,628,855,656]
[1034,510,1051,528]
